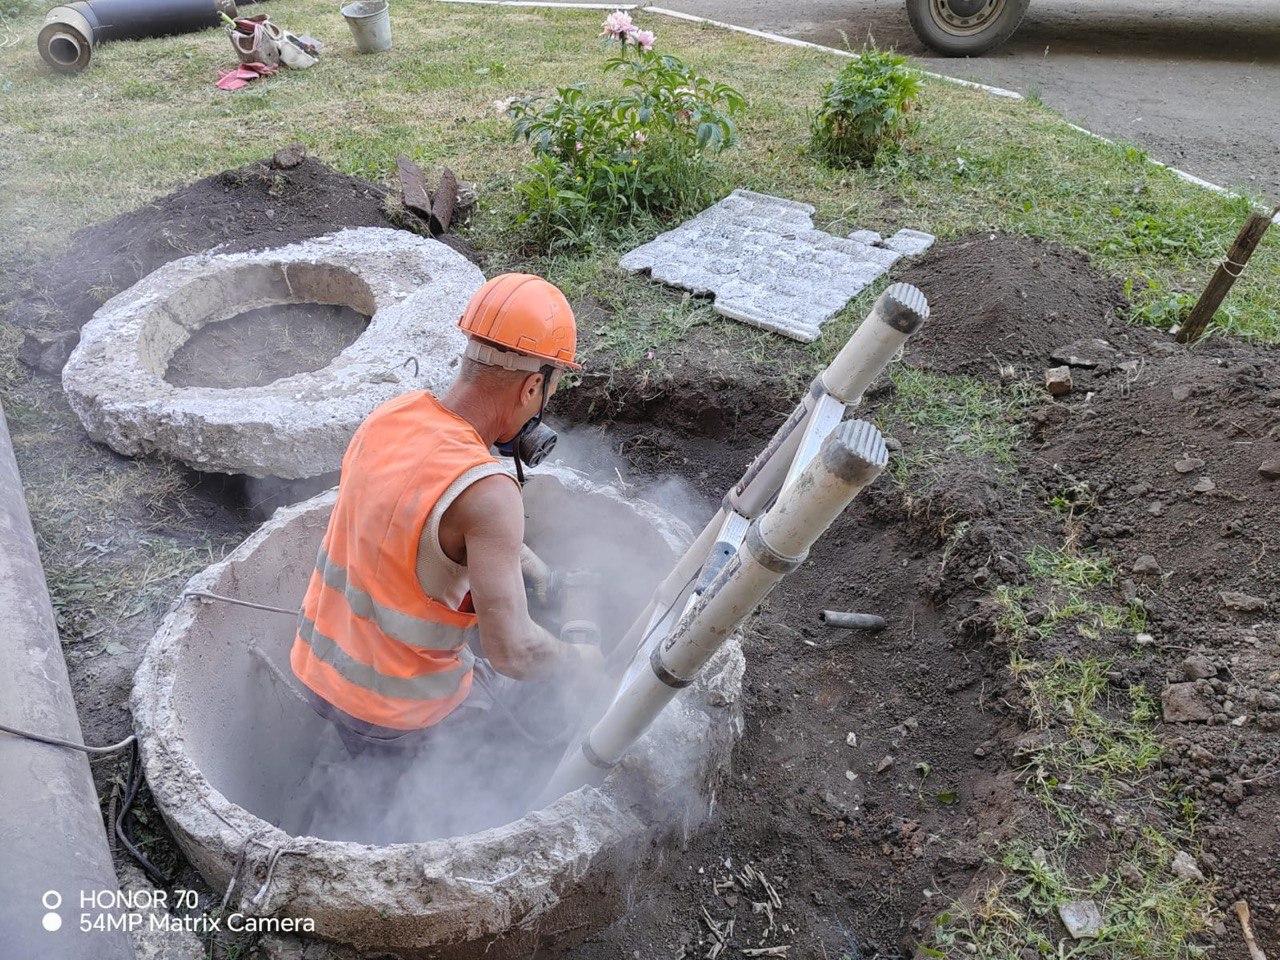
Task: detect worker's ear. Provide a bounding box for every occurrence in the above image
[520,371,544,404]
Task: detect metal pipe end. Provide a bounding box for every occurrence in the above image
[821,419,889,484]
[874,283,929,334]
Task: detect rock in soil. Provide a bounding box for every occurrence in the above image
[1163,682,1215,723]
[1045,365,1073,396]
[1220,590,1267,613]
[1171,850,1207,882]
[1050,337,1120,369]
[1058,899,1103,939]
[1181,654,1217,680]
[1131,554,1161,575]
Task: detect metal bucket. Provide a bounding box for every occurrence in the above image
[340,0,390,53]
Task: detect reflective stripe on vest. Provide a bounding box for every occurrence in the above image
[297,617,475,702]
[314,547,473,651]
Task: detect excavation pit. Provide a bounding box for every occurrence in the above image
[62,228,484,480]
[132,466,745,957]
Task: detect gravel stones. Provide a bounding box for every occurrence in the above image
[619,189,933,342]
[62,228,483,479]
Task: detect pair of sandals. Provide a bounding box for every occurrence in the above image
[229,15,320,70]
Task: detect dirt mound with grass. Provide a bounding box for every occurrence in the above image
[571,232,1278,958]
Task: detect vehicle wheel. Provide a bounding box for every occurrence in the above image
[904,0,1030,56]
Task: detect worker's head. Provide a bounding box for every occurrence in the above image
[457,274,579,468]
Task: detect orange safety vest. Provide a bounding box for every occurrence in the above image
[290,391,507,731]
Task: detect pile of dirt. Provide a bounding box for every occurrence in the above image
[897,232,1130,378]
[165,303,371,389]
[9,155,478,375]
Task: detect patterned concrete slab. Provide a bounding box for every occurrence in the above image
[619,189,934,342]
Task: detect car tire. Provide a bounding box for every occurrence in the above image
[905,0,1030,56]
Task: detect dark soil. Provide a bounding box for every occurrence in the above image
[896,231,1130,378]
[165,303,371,389]
[563,232,1279,958]
[4,152,1277,960]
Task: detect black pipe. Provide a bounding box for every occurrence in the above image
[38,0,246,73]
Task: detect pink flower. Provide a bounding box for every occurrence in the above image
[632,28,655,51]
[600,10,635,40]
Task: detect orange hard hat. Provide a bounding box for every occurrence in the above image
[458,273,580,371]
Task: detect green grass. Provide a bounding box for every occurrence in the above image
[882,369,1031,483]
[0,0,1277,354]
[21,457,223,645]
[928,837,1214,959]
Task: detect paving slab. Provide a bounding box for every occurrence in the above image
[620,190,932,342]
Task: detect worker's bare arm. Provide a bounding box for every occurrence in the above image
[455,476,596,681]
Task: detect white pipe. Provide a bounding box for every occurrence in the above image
[541,419,888,800]
[822,282,928,403]
[607,284,927,674]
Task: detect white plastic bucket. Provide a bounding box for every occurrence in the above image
[341,0,391,54]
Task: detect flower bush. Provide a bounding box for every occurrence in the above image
[810,48,922,168]
[508,11,746,250]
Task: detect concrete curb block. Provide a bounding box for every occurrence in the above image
[0,404,133,960]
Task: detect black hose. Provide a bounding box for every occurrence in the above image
[114,741,171,887]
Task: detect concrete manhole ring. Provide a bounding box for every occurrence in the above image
[131,466,745,957]
[62,228,484,479]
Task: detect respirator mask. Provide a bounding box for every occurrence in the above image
[496,362,557,483]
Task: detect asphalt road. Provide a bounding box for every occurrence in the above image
[645,0,1280,204]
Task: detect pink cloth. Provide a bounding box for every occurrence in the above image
[215,61,278,91]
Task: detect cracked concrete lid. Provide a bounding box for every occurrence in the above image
[62,228,484,479]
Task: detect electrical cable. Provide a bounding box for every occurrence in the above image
[0,721,168,885]
[115,740,171,887]
[0,721,135,755]
[184,590,297,616]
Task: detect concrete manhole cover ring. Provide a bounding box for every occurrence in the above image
[62,228,485,480]
[131,468,745,957]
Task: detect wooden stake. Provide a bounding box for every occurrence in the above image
[1177,206,1277,344]
[1233,900,1268,960]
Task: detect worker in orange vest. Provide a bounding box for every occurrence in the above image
[290,273,605,754]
